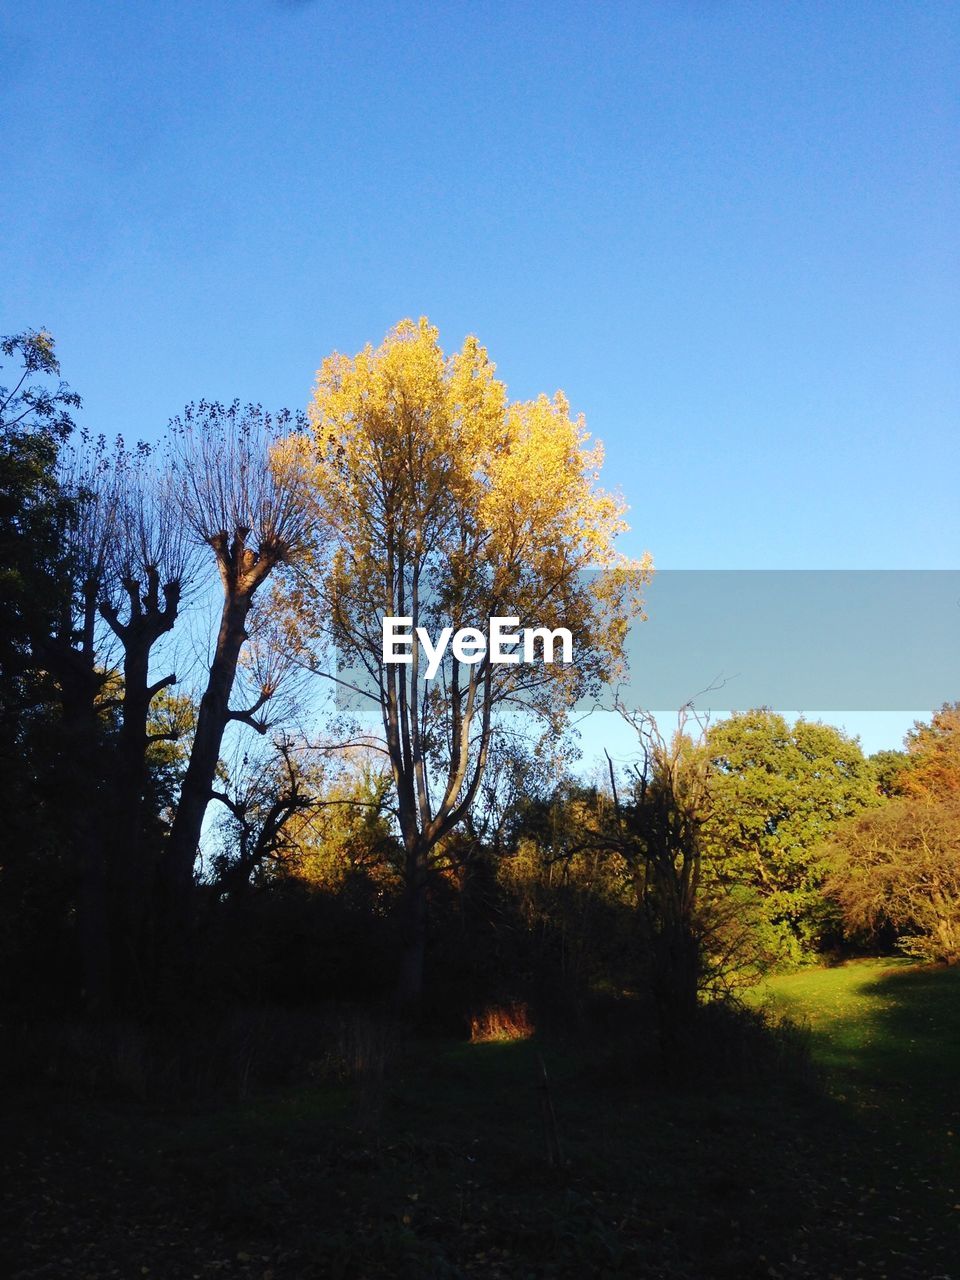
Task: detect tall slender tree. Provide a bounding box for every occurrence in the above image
[0,330,88,1006]
[96,445,193,997]
[163,402,314,947]
[304,318,646,1004]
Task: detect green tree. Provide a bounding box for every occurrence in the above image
[0,330,98,1008]
[870,748,910,798]
[0,329,80,702]
[701,709,876,962]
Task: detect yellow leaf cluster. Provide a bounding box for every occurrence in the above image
[302,317,649,704]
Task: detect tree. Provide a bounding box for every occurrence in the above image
[0,329,81,440]
[163,402,315,949]
[275,751,400,896]
[604,706,712,1060]
[0,329,83,1008]
[2,357,317,1011]
[45,437,123,1010]
[500,776,637,1007]
[824,708,960,965]
[94,443,193,997]
[826,798,960,964]
[0,329,80,699]
[36,432,190,1009]
[900,703,960,801]
[304,318,646,1005]
[208,736,318,901]
[701,710,876,961]
[0,333,124,1009]
[870,748,910,798]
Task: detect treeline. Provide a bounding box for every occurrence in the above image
[1,330,314,1015]
[2,325,958,1057]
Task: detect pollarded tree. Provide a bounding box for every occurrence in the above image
[95,443,194,995]
[303,318,647,1004]
[163,402,315,934]
[100,444,191,779]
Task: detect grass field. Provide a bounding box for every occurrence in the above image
[759,957,960,1264]
[3,962,959,1279]
[761,956,960,1091]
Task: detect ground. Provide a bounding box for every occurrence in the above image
[2,960,959,1278]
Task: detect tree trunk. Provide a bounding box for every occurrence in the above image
[396,841,429,1009]
[39,597,112,1013]
[100,575,180,1008]
[161,588,252,975]
[58,679,111,1014]
[75,819,111,1014]
[652,922,700,1069]
[111,639,158,1005]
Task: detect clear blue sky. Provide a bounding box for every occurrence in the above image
[2,1,957,751]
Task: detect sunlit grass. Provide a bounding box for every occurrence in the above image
[757,957,960,1118]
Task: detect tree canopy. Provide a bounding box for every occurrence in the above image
[701,709,877,959]
[301,317,648,999]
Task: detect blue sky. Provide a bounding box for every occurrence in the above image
[2,1,957,752]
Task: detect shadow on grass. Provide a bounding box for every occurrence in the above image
[855,963,960,1100]
[2,984,960,1279]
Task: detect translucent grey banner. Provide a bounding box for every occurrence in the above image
[330,570,959,714]
[619,570,959,712]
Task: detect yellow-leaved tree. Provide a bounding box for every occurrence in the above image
[301,318,648,1003]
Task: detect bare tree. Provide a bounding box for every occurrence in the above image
[605,703,712,1063]
[208,736,316,900]
[48,433,120,716]
[101,445,192,752]
[43,433,123,1010]
[96,443,194,996]
[163,402,315,940]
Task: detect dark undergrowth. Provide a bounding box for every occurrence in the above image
[1,977,958,1279]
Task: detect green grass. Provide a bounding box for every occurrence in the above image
[3,965,960,1279]
[759,956,960,1108]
